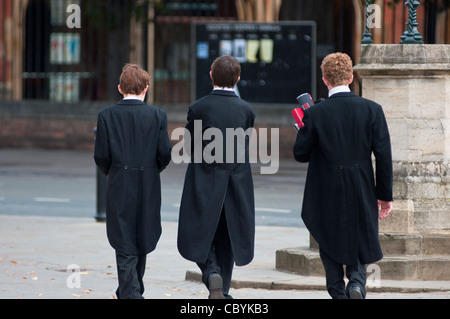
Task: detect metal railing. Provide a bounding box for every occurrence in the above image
[362,0,424,45]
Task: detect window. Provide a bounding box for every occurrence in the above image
[153,0,236,104]
[24,0,83,102]
[23,0,134,102]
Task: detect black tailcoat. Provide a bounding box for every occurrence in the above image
[293,92,393,265]
[177,90,256,266]
[94,100,172,256]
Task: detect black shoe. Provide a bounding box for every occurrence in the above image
[208,273,225,299]
[348,285,363,299]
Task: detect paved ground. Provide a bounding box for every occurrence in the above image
[1,148,450,300]
[1,214,450,300]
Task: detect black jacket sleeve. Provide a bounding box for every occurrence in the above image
[372,105,393,201]
[293,110,317,163]
[94,113,111,176]
[157,111,172,172]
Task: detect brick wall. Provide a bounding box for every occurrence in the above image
[0,100,107,150]
[0,101,298,159]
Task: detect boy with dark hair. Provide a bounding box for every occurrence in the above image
[177,55,256,299]
[94,64,172,299]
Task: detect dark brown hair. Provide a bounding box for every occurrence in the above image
[119,64,150,95]
[211,55,241,88]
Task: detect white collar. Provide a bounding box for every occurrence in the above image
[328,85,351,97]
[123,96,143,101]
[213,87,235,92]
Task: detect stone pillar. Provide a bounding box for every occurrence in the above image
[354,44,450,233]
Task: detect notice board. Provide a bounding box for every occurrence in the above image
[192,21,316,104]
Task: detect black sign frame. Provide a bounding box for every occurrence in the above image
[191,21,317,104]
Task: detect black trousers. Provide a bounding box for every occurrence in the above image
[197,209,235,298]
[319,248,367,299]
[115,251,147,299]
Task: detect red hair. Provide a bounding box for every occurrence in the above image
[321,53,353,87]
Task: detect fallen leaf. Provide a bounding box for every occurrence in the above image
[32,276,38,280]
[22,276,27,279]
[72,294,81,297]
[82,289,92,294]
[11,261,18,264]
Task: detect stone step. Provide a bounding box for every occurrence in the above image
[380,233,450,257]
[309,233,450,257]
[276,247,450,281]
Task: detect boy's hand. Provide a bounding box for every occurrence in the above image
[378,200,392,220]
